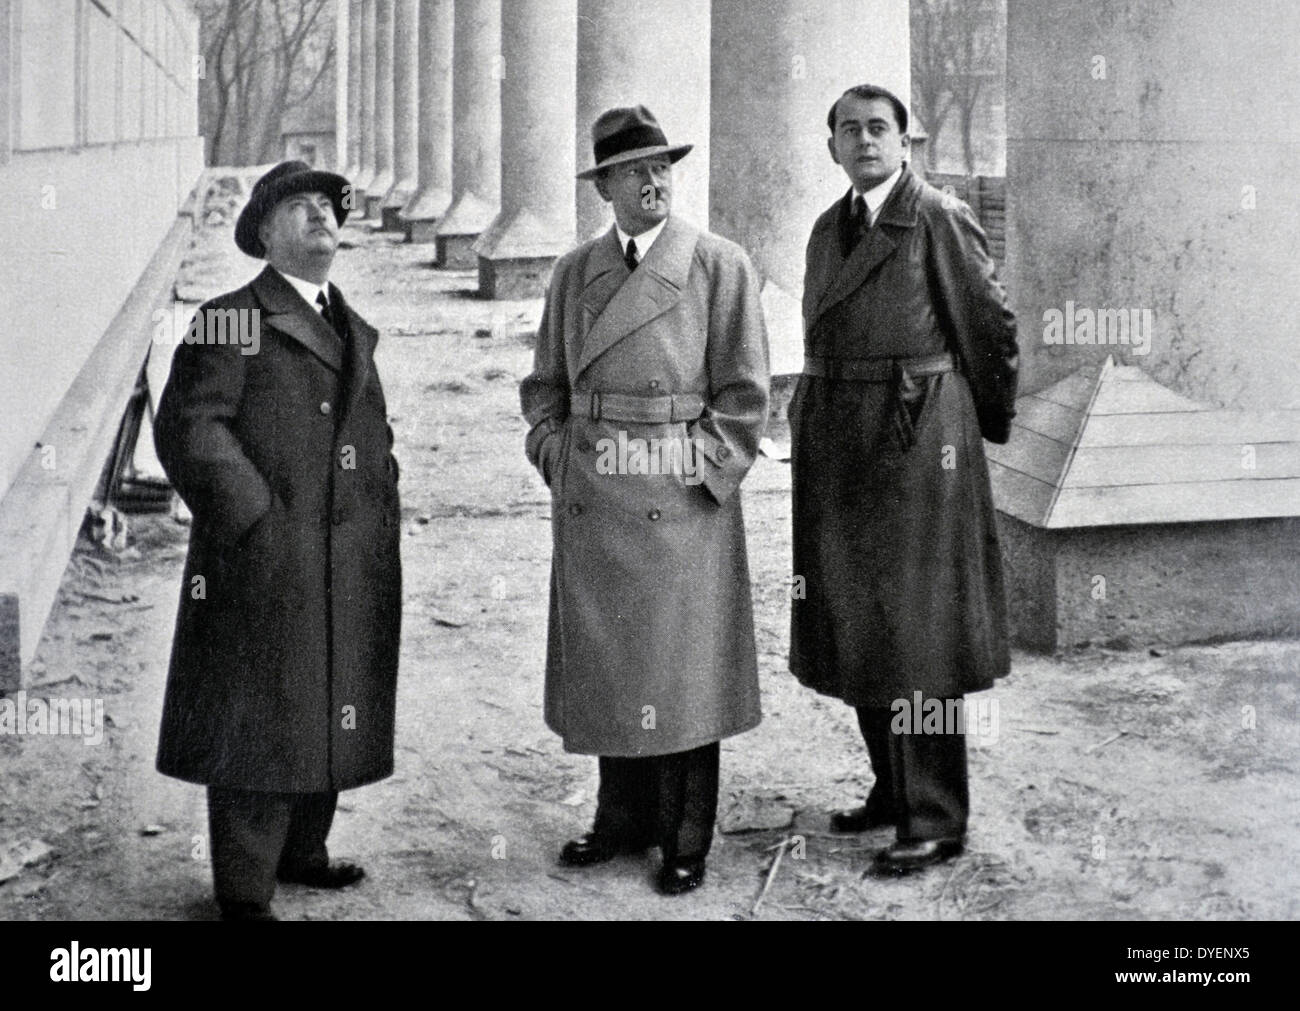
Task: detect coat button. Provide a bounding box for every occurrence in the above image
[320,401,332,415]
[717,445,731,461]
[647,508,661,521]
[648,379,660,390]
[569,503,583,516]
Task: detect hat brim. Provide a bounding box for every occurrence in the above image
[235,169,353,259]
[576,143,694,180]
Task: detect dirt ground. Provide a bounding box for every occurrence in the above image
[1,182,1297,921]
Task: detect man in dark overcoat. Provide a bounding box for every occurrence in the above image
[789,85,1019,875]
[520,106,770,895]
[154,161,402,920]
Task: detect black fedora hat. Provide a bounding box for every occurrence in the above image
[576,105,693,181]
[234,160,352,258]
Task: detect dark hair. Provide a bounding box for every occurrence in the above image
[827,84,908,135]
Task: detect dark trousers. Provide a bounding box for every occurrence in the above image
[207,786,338,907]
[593,742,720,862]
[856,704,969,842]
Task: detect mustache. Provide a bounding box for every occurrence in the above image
[639,184,668,210]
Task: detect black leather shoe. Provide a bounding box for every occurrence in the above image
[870,838,964,876]
[219,901,278,922]
[558,832,650,867]
[830,804,896,833]
[276,860,366,888]
[655,858,706,896]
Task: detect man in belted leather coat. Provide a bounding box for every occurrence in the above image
[788,84,1019,875]
[520,106,770,896]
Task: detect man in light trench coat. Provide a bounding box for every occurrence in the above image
[520,106,770,895]
[154,161,402,920]
[789,85,1019,876]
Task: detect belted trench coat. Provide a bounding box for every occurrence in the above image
[521,216,770,756]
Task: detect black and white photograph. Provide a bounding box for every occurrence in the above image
[0,0,1292,982]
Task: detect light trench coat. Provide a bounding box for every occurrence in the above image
[521,215,770,756]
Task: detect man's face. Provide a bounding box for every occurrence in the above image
[259,190,339,263]
[828,95,909,191]
[594,156,673,234]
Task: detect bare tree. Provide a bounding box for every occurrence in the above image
[910,0,1005,175]
[197,0,335,166]
[911,0,956,171]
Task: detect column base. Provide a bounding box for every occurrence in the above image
[380,205,408,232]
[404,218,440,244]
[364,194,386,220]
[477,255,556,299]
[436,233,479,269]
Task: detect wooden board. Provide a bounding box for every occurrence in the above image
[985,424,1073,485]
[1079,411,1300,449]
[1050,478,1300,528]
[1011,396,1087,445]
[987,460,1057,526]
[1065,443,1300,488]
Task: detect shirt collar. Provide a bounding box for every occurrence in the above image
[854,165,904,223]
[615,217,668,259]
[273,266,330,312]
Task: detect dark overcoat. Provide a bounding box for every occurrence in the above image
[520,216,770,757]
[154,265,401,793]
[789,166,1019,707]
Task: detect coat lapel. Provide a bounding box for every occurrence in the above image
[251,265,345,372]
[572,216,699,380]
[809,168,921,327]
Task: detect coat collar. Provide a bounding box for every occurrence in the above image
[806,165,922,327]
[570,214,699,380]
[251,265,347,372]
[250,266,380,427]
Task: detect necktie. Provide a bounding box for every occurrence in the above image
[844,194,869,256]
[624,238,640,273]
[316,290,345,342]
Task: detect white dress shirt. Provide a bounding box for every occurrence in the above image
[853,165,904,227]
[615,217,668,262]
[274,267,330,314]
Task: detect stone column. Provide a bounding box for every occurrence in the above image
[433,0,501,266]
[709,0,910,374]
[366,0,396,220]
[474,0,577,299]
[354,0,377,203]
[1004,0,1300,408]
[574,0,710,241]
[335,0,350,172]
[342,0,363,179]
[380,0,421,230]
[400,0,454,243]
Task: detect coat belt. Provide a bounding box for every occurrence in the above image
[569,391,706,424]
[802,352,956,382]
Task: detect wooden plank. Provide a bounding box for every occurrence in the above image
[988,461,1057,526]
[1079,410,1300,448]
[1088,379,1208,415]
[985,424,1072,485]
[1032,370,1101,412]
[1064,443,1300,488]
[1048,478,1300,528]
[1013,395,1086,444]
